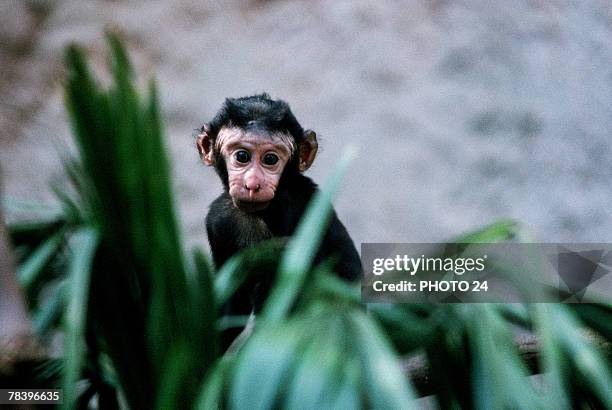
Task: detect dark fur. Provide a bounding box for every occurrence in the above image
[202,94,361,333]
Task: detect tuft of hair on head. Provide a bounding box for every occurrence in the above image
[207,93,305,143]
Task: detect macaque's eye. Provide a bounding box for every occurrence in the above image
[235,150,251,164]
[263,153,279,166]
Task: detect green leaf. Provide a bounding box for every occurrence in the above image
[214,239,285,306]
[2,197,62,217]
[263,147,356,322]
[349,310,416,409]
[326,356,360,410]
[230,323,305,410]
[284,313,349,410]
[33,280,66,336]
[466,305,541,409]
[539,304,612,408]
[368,304,435,354]
[62,227,99,410]
[534,304,573,408]
[17,230,65,290]
[155,342,192,410]
[190,248,219,370]
[571,304,612,340]
[195,357,234,410]
[450,219,519,243]
[9,218,65,248]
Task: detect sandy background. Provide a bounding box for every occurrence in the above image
[1,0,611,251]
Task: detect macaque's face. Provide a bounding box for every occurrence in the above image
[198,124,318,213]
[213,126,294,212]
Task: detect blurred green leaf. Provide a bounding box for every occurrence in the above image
[62,227,99,409]
[284,313,347,410]
[17,230,64,290]
[9,218,65,250]
[466,305,541,409]
[536,304,612,408]
[3,197,62,217]
[571,304,612,340]
[190,248,219,371]
[155,342,192,410]
[230,322,304,410]
[63,33,204,408]
[214,239,285,307]
[349,310,416,408]
[32,280,66,336]
[451,219,519,243]
[263,147,356,322]
[368,304,435,354]
[196,357,235,410]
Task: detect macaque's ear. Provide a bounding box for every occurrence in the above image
[298,130,318,171]
[196,126,215,166]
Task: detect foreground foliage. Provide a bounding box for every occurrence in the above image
[6,35,612,409]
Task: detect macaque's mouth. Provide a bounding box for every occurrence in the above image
[233,199,270,213]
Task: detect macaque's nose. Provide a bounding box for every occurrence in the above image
[244,168,263,195]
